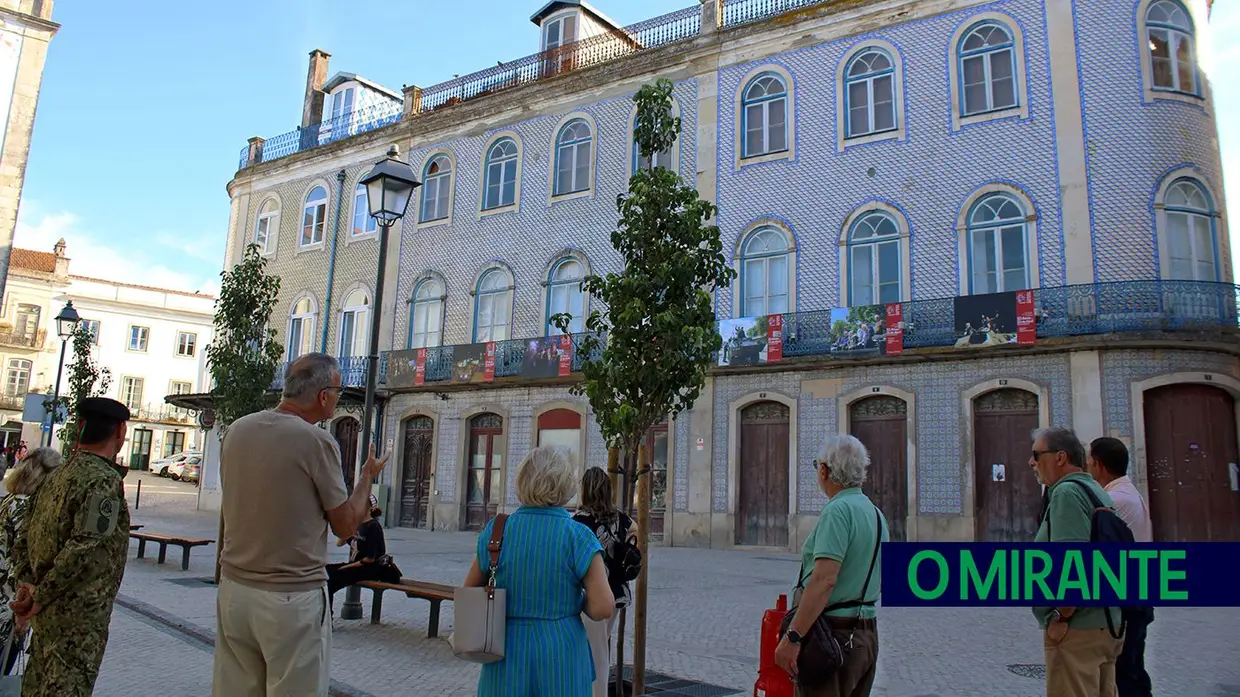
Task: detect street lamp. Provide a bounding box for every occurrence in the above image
[340,144,419,620]
[45,300,81,446]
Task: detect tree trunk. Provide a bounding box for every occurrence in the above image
[632,443,650,696]
[614,605,627,697]
[615,447,637,696]
[607,446,620,506]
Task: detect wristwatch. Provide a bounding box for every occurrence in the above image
[787,630,804,645]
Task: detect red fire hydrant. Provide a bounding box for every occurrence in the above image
[754,593,795,697]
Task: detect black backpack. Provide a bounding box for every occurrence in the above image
[1047,479,1153,638]
[608,533,642,583]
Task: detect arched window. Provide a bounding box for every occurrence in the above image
[287,295,317,360]
[959,22,1018,116]
[967,194,1029,294]
[409,278,444,349]
[338,288,370,357]
[845,49,896,138]
[546,258,585,335]
[1146,0,1198,94]
[740,227,791,317]
[632,115,673,174]
[301,186,328,246]
[848,212,901,306]
[254,199,278,252]
[483,138,519,210]
[553,119,592,196]
[351,183,377,237]
[420,155,453,222]
[1164,179,1216,281]
[474,268,513,342]
[741,73,788,159]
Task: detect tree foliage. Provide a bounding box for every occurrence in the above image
[54,322,113,449]
[205,244,284,432]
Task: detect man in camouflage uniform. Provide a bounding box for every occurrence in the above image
[9,397,132,696]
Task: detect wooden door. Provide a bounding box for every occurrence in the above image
[973,389,1043,542]
[130,429,153,470]
[399,416,434,529]
[850,396,909,542]
[736,401,790,547]
[1144,384,1240,542]
[644,424,669,541]
[333,417,360,494]
[465,413,504,531]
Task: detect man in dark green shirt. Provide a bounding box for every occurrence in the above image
[1028,426,1124,697]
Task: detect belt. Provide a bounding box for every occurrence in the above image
[826,617,876,630]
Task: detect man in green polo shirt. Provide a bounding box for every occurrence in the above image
[1028,426,1125,697]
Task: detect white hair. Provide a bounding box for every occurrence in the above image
[814,434,870,488]
[515,445,578,508]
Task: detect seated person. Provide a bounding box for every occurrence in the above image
[326,505,401,608]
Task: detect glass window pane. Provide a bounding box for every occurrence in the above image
[872,76,895,131]
[745,104,765,156]
[1175,34,1195,92]
[501,162,516,206]
[745,259,765,314]
[851,245,873,306]
[1150,30,1173,87]
[972,229,997,293]
[1192,215,1214,280]
[767,255,787,295]
[848,81,870,135]
[574,142,591,191]
[1000,226,1026,273]
[767,100,787,152]
[878,241,900,289]
[963,56,987,113]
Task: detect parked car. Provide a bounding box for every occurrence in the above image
[169,456,202,481]
[181,462,201,485]
[151,450,200,477]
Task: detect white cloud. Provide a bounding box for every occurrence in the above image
[12,206,221,295]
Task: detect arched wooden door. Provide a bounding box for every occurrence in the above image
[465,413,504,531]
[333,417,360,494]
[399,416,434,529]
[1144,384,1240,542]
[973,389,1042,542]
[850,396,909,542]
[736,401,790,547]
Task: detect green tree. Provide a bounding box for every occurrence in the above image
[553,77,735,695]
[53,323,113,451]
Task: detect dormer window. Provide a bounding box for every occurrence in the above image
[543,13,577,52]
[330,87,355,122]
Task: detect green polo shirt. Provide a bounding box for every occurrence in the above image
[800,487,889,618]
[1032,471,1122,630]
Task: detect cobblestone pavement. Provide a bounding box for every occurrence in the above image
[85,473,1240,696]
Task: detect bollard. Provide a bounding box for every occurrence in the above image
[754,593,794,697]
[135,479,141,510]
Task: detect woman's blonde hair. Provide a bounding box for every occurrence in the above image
[515,445,578,508]
[7,447,63,495]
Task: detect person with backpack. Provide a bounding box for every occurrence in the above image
[1028,427,1126,697]
[572,466,638,697]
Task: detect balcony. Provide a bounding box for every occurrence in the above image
[271,355,383,392]
[0,393,28,411]
[0,327,46,351]
[130,402,197,425]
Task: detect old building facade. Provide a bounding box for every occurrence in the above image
[210,0,1235,549]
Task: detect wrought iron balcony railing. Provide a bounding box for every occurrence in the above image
[271,355,386,392]
[130,402,198,425]
[0,328,46,350]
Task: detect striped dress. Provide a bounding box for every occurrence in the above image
[476,506,604,697]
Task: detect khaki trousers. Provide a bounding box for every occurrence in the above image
[1044,626,1125,697]
[792,622,878,697]
[212,576,331,697]
[583,611,619,697]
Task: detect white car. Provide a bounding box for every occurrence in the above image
[169,455,202,481]
[151,450,200,477]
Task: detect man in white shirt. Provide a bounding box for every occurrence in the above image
[1087,437,1153,697]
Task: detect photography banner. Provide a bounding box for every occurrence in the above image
[415,348,426,386]
[452,342,496,383]
[521,336,573,380]
[885,302,904,355]
[826,304,888,358]
[952,291,1029,349]
[1015,290,1037,344]
[717,315,783,366]
[767,314,784,362]
[384,349,425,389]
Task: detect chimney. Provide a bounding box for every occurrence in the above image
[301,49,331,129]
[53,238,68,276]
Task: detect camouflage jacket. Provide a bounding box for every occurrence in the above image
[12,450,130,613]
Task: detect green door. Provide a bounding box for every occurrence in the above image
[130,428,153,470]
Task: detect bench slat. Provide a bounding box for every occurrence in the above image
[129,533,213,545]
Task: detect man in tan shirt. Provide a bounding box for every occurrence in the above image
[211,353,389,697]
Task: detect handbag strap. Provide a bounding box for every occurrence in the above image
[485,513,509,594]
[799,506,883,612]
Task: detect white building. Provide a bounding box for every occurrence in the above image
[1,240,215,466]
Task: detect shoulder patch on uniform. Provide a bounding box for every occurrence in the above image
[82,493,121,536]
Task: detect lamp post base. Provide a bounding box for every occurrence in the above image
[340,587,364,620]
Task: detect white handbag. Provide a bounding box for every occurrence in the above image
[451,513,508,663]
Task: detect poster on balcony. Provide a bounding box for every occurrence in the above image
[415,348,426,385]
[453,342,496,383]
[522,336,573,380]
[826,305,889,358]
[716,315,782,366]
[1015,290,1037,344]
[384,349,425,389]
[953,291,1036,348]
[885,303,904,355]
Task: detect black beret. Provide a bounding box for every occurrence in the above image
[78,397,131,423]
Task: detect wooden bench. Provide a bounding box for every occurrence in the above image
[355,578,454,637]
[130,531,214,571]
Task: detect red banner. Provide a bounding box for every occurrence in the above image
[1015,290,1037,345]
[414,348,426,386]
[558,334,573,377]
[483,342,496,381]
[885,303,904,355]
[766,314,784,363]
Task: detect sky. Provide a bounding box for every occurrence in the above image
[11,1,1240,297]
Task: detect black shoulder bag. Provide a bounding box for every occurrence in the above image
[778,507,882,687]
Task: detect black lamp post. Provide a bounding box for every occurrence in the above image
[44,300,81,446]
[340,144,419,620]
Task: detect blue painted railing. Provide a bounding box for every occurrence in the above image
[238,101,405,170]
[271,355,388,391]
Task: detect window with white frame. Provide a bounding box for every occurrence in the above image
[81,319,100,345]
[1164,178,1216,281]
[330,87,355,123]
[543,13,577,52]
[474,269,513,342]
[287,296,316,360]
[1146,0,1198,94]
[176,331,197,357]
[632,116,673,173]
[254,199,278,252]
[967,194,1029,294]
[848,212,902,306]
[546,258,585,335]
[302,186,328,246]
[409,279,444,349]
[420,155,452,222]
[740,227,791,317]
[338,289,370,358]
[741,74,789,159]
[845,49,896,138]
[4,359,30,397]
[170,380,192,396]
[121,376,144,411]
[554,119,593,196]
[959,22,1018,117]
[482,139,519,210]
[128,325,149,352]
[351,183,378,237]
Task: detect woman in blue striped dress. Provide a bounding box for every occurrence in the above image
[463,445,615,697]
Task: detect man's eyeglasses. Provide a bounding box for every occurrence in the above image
[320,386,344,395]
[1030,449,1062,460]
